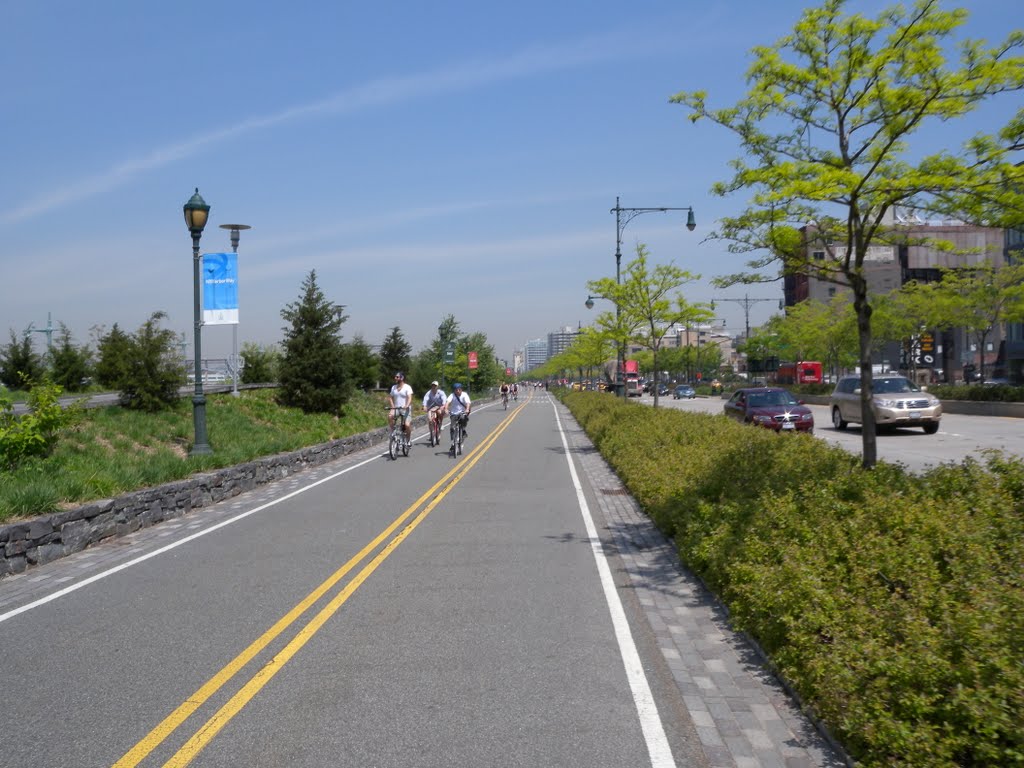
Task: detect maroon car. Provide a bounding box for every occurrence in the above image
[723,387,814,433]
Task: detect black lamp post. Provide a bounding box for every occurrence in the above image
[610,196,696,398]
[184,188,212,456]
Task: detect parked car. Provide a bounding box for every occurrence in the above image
[829,374,941,434]
[673,384,696,399]
[723,387,814,433]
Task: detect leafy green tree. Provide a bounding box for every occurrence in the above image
[239,342,280,384]
[278,270,351,414]
[0,330,44,389]
[49,324,93,392]
[460,331,498,393]
[672,0,1024,466]
[118,312,186,412]
[434,315,462,390]
[344,334,380,391]
[567,327,615,388]
[379,327,412,382]
[0,381,81,469]
[588,244,710,406]
[94,323,133,389]
[906,262,1024,382]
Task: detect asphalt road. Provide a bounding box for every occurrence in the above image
[0,390,712,768]
[651,393,1024,473]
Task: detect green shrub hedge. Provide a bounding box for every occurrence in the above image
[561,391,1024,768]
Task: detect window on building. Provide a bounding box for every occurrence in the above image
[828,287,836,297]
[813,251,825,261]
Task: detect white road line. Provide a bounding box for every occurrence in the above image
[551,402,675,768]
[0,451,384,625]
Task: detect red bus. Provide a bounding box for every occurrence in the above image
[776,361,823,385]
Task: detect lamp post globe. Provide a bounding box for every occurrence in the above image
[585,297,594,310]
[184,188,212,456]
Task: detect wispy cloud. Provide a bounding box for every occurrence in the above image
[1,34,630,226]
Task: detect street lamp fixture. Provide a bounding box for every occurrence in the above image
[184,188,212,455]
[219,223,251,398]
[609,196,697,397]
[584,294,606,310]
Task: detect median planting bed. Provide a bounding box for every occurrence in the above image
[562,391,1023,768]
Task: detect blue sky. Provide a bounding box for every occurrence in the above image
[2,1,1020,369]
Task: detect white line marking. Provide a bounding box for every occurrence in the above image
[0,450,385,625]
[551,402,675,768]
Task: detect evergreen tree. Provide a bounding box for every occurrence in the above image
[94,323,134,389]
[50,324,94,392]
[239,341,280,384]
[118,312,186,411]
[344,334,380,391]
[278,270,351,413]
[379,327,412,381]
[0,330,44,389]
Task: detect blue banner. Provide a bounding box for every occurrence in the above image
[202,252,239,325]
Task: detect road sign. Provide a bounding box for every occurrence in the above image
[444,342,455,363]
[468,351,478,369]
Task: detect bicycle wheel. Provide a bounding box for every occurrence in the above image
[402,434,409,457]
[388,430,398,460]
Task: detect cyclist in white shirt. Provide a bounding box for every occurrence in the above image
[443,382,472,442]
[388,372,414,445]
[422,380,447,438]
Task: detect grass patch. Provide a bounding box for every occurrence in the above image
[0,388,390,521]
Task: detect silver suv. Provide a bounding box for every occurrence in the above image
[830,374,942,434]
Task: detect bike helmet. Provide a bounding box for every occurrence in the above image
[394,372,404,380]
[453,382,463,389]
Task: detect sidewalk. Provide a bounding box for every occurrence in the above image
[557,399,849,768]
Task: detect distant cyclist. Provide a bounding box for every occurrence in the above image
[422,380,446,439]
[511,382,519,401]
[388,372,414,446]
[499,382,510,408]
[444,382,472,442]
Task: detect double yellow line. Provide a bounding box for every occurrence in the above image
[115,397,529,767]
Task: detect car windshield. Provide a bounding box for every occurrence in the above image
[874,378,918,394]
[748,391,797,407]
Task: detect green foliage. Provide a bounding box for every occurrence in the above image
[562,390,1024,767]
[0,381,81,469]
[94,323,133,389]
[117,312,186,412]
[930,383,1024,402]
[49,323,94,392]
[239,341,280,384]
[277,270,352,414]
[0,330,45,389]
[343,334,379,391]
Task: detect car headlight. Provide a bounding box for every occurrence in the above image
[876,398,900,408]
[753,414,774,423]
[801,413,813,421]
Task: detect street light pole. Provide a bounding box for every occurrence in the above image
[611,196,696,398]
[184,188,212,456]
[712,295,783,340]
[219,223,251,398]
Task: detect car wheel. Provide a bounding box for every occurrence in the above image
[922,422,939,435]
[832,408,848,431]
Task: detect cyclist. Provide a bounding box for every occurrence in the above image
[511,382,519,401]
[422,380,446,441]
[443,382,472,443]
[499,382,510,408]
[388,372,414,446]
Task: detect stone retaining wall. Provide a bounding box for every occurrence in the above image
[0,416,427,579]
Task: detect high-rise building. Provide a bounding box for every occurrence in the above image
[524,339,547,371]
[547,326,579,359]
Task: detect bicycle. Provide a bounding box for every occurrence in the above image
[501,392,509,410]
[426,406,443,447]
[387,407,410,460]
[449,413,466,457]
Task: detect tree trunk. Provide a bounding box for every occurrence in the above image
[652,348,660,408]
[853,279,877,468]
